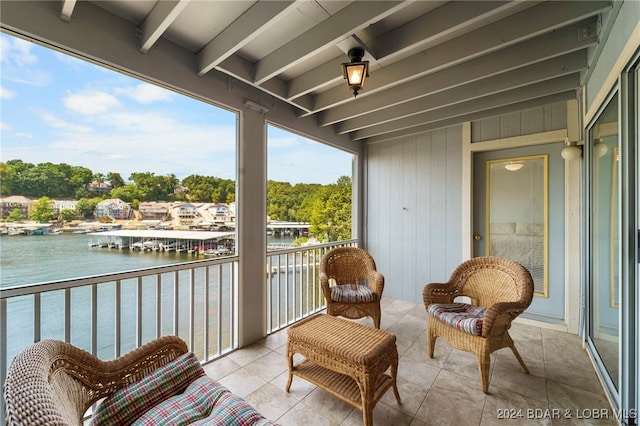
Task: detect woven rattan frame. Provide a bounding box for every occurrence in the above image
[422,256,534,393]
[320,247,384,328]
[286,314,401,426]
[4,336,188,425]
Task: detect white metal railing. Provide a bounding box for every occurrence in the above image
[0,239,356,423]
[0,257,238,400]
[266,240,356,332]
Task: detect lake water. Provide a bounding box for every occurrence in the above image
[0,232,294,288]
[0,233,196,288]
[1,232,296,365]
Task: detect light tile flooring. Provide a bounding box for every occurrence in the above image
[203,298,616,426]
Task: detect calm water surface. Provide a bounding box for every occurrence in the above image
[1,232,298,364]
[1,233,196,288]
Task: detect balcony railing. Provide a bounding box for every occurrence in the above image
[0,239,356,416]
[266,240,357,332]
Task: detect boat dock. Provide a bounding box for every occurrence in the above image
[88,229,235,255]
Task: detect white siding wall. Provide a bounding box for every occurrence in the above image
[366,127,463,303]
[471,102,568,142]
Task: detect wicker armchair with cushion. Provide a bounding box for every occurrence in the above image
[320,247,384,328]
[422,256,534,393]
[4,336,278,425]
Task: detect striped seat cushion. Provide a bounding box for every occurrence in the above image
[427,303,486,336]
[91,351,279,425]
[90,351,205,425]
[330,284,376,303]
[132,376,275,425]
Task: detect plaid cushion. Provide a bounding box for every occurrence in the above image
[427,303,486,336]
[132,376,275,425]
[90,352,205,425]
[330,284,376,303]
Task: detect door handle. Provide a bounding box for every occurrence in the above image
[474,235,482,241]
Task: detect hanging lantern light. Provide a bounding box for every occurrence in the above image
[342,48,369,98]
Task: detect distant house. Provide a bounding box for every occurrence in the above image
[139,202,171,220]
[226,202,236,225]
[177,203,198,219]
[52,199,78,214]
[87,180,112,194]
[207,203,231,223]
[95,198,132,219]
[0,195,32,219]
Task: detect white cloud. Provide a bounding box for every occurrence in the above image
[1,36,37,66]
[116,83,173,104]
[1,86,16,99]
[0,34,50,86]
[63,90,121,115]
[15,132,33,139]
[41,112,93,133]
[36,110,237,179]
[10,38,38,66]
[1,122,11,131]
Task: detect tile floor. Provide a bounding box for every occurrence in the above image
[203,297,617,426]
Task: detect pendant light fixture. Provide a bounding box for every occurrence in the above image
[342,47,369,98]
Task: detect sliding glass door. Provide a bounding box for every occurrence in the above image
[587,92,620,393]
[586,54,639,421]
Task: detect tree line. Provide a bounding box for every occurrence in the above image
[0,160,352,241]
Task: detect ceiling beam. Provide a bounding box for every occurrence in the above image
[319,21,598,126]
[139,0,189,53]
[352,74,581,140]
[216,54,314,114]
[369,0,538,61]
[285,0,536,100]
[365,92,577,144]
[60,0,77,22]
[252,1,408,85]
[336,51,587,134]
[306,0,609,116]
[196,1,296,76]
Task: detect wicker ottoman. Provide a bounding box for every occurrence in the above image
[286,314,401,426]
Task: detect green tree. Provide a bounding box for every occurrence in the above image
[306,176,352,241]
[76,198,100,219]
[6,208,25,222]
[0,162,16,196]
[181,174,235,203]
[107,172,125,188]
[110,184,144,203]
[129,172,178,201]
[59,208,78,222]
[2,160,92,198]
[31,196,56,223]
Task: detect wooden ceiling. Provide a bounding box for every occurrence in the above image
[1,1,614,143]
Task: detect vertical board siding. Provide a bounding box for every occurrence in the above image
[471,102,567,142]
[401,137,418,301]
[445,126,463,276]
[429,129,448,282]
[366,127,463,303]
[415,134,432,301]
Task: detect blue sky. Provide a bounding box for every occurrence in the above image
[0,33,352,185]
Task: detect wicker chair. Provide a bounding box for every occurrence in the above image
[3,336,188,425]
[422,256,534,393]
[320,247,384,328]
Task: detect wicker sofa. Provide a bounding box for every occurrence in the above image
[4,336,279,425]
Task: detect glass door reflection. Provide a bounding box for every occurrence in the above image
[486,155,548,296]
[589,92,619,390]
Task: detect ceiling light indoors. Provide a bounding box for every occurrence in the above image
[342,47,369,98]
[504,162,524,171]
